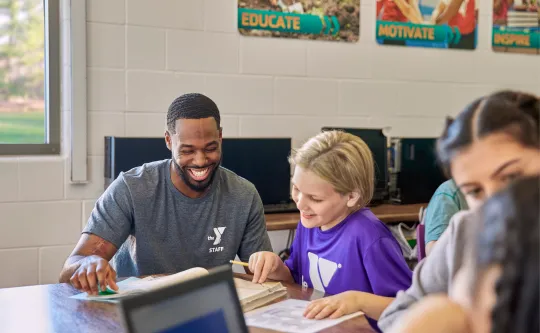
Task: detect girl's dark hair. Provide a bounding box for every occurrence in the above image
[437,90,540,177]
[473,175,539,333]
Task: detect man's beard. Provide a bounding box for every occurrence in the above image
[171,158,220,193]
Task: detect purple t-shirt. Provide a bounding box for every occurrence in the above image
[285,208,412,297]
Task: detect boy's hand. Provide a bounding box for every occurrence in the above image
[248,251,282,283]
[304,291,361,320]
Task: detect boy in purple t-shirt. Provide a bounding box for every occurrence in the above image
[248,130,412,330]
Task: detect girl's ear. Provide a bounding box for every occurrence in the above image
[346,192,361,208]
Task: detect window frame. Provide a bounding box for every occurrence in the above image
[0,0,61,156]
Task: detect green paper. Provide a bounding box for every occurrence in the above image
[98,289,117,295]
[97,283,118,295]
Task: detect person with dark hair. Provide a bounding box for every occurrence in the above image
[59,93,273,295]
[385,175,539,333]
[378,90,540,331]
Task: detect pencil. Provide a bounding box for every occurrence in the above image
[229,260,249,267]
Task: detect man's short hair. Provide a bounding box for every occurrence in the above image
[167,93,221,133]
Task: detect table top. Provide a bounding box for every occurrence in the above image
[0,274,375,333]
[265,203,427,231]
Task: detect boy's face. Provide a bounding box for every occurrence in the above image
[291,166,356,231]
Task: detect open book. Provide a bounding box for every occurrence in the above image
[70,267,287,312]
[234,277,287,312]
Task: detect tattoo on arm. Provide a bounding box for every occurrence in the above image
[73,234,117,261]
[59,235,117,283]
[91,238,113,258]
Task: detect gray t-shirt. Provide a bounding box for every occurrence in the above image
[378,209,474,331]
[83,159,273,277]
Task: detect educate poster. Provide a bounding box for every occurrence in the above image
[238,0,360,43]
[492,0,539,54]
[376,0,478,49]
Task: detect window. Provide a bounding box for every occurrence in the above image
[0,0,59,155]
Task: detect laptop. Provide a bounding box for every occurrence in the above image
[119,266,249,333]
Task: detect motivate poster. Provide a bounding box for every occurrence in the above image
[492,0,539,54]
[238,0,360,43]
[376,0,478,49]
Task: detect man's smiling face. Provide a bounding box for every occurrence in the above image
[166,117,222,193]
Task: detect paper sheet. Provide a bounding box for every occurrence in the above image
[69,277,148,302]
[245,299,364,333]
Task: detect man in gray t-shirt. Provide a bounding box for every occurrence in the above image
[59,93,272,295]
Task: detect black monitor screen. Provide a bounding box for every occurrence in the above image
[105,137,170,180]
[398,138,448,204]
[221,138,292,205]
[321,127,388,193]
[105,137,292,206]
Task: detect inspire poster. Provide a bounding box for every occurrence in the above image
[492,0,540,54]
[238,0,360,43]
[376,0,478,49]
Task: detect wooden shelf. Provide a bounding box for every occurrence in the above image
[265,203,427,231]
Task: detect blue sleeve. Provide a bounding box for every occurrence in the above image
[284,223,302,284]
[363,238,413,297]
[83,174,133,248]
[424,193,461,244]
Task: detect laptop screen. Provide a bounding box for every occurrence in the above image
[125,277,246,333]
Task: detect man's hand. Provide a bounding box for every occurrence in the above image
[304,291,361,320]
[69,255,119,295]
[248,251,283,283]
[59,234,119,294]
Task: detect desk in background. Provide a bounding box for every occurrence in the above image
[0,274,375,333]
[265,203,427,231]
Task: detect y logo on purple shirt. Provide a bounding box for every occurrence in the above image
[303,252,342,292]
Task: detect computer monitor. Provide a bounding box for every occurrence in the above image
[104,137,295,211]
[119,266,249,333]
[221,138,292,207]
[395,138,448,204]
[104,137,169,187]
[321,127,388,203]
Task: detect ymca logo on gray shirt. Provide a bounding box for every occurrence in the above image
[208,227,226,252]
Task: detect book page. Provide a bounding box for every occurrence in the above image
[69,267,209,302]
[245,299,364,333]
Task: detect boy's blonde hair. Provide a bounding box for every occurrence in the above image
[289,130,375,209]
